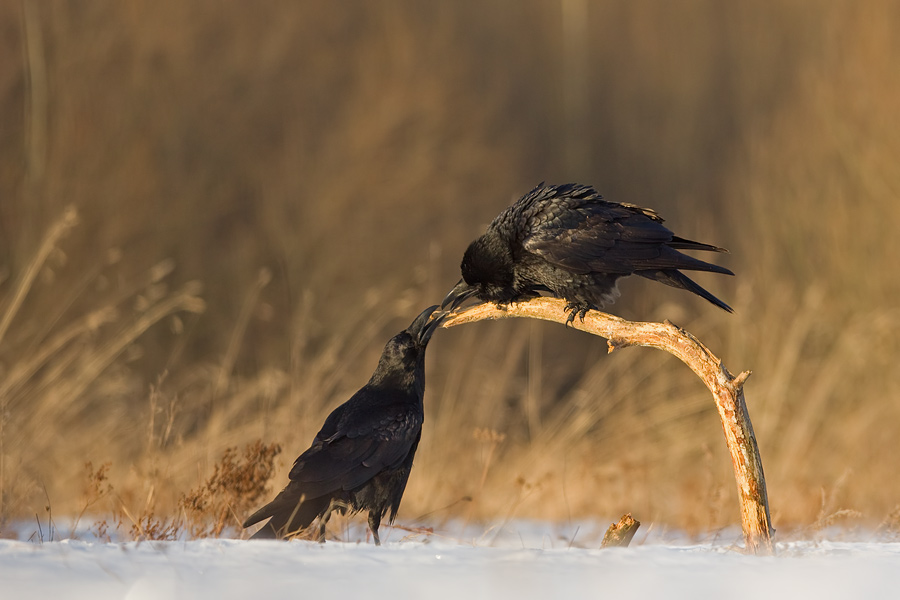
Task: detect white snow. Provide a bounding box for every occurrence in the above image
[2,522,899,600]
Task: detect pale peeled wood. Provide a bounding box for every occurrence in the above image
[441,297,774,555]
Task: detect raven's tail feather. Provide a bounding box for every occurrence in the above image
[636,269,734,313]
[244,491,331,540]
[667,236,729,253]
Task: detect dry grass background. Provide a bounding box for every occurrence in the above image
[2,0,900,540]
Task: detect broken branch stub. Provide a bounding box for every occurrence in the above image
[441,297,774,555]
[600,513,641,549]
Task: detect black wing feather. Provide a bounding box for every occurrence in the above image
[286,397,421,497]
[520,192,731,276]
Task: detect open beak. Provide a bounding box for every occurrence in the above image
[408,305,449,345]
[419,309,449,345]
[440,279,478,311]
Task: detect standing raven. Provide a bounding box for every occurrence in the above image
[242,306,447,544]
[442,183,733,322]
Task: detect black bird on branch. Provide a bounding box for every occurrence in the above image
[442,183,734,323]
[243,306,447,544]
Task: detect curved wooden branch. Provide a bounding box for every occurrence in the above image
[442,297,774,555]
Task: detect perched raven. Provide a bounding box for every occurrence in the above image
[442,183,734,322]
[242,306,447,544]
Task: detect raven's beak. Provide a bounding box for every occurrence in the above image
[408,305,437,334]
[407,305,447,345]
[419,309,449,345]
[440,279,478,311]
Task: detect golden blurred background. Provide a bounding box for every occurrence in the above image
[2,0,900,539]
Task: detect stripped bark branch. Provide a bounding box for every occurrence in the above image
[441,297,774,555]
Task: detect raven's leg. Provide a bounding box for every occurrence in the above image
[563,302,591,326]
[316,500,339,543]
[368,511,383,546]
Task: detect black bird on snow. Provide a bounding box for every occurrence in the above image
[243,305,447,544]
[442,183,734,323]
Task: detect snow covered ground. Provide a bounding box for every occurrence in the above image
[3,522,899,600]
